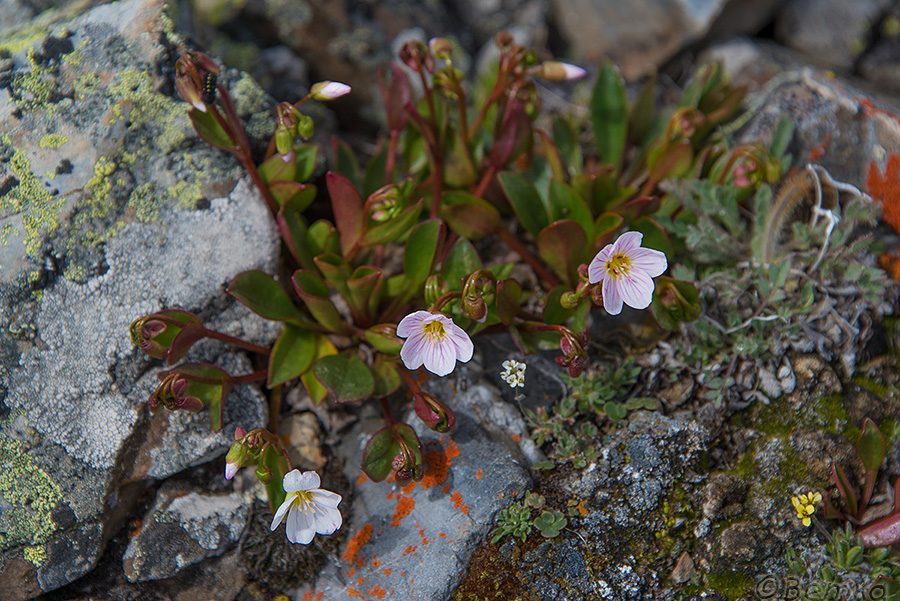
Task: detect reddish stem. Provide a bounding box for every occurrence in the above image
[473,165,496,199]
[205,329,271,355]
[231,370,268,384]
[496,227,561,288]
[385,130,399,186]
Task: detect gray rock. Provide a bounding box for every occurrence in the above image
[0,0,279,596]
[775,0,891,72]
[296,367,533,601]
[122,482,249,582]
[552,0,729,79]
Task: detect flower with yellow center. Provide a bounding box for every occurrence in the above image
[588,231,668,315]
[791,491,822,527]
[270,470,342,544]
[397,311,474,377]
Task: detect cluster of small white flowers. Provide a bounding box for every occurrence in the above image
[500,360,526,388]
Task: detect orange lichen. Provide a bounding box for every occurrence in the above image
[368,585,387,599]
[441,484,450,494]
[386,490,394,500]
[302,592,324,601]
[439,532,447,538]
[391,496,416,527]
[343,523,374,563]
[384,567,392,576]
[348,589,363,598]
[357,577,365,586]
[879,251,900,279]
[476,470,483,480]
[575,500,589,517]
[403,545,417,556]
[372,557,380,568]
[347,566,356,578]
[450,491,470,515]
[868,153,900,233]
[808,136,830,161]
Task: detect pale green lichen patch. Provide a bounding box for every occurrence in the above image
[23,545,47,567]
[12,48,57,112]
[39,134,68,149]
[0,436,64,551]
[2,149,66,258]
[107,67,190,153]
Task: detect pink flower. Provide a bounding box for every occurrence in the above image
[270,470,342,545]
[310,81,351,101]
[588,231,667,315]
[397,311,474,377]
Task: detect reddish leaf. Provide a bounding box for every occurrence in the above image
[326,172,364,256]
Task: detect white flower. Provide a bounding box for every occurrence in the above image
[588,231,667,315]
[270,470,342,545]
[224,461,238,480]
[397,311,474,377]
[500,360,526,388]
[310,81,351,101]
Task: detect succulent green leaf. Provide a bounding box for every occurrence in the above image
[301,334,337,405]
[332,138,360,190]
[268,325,317,387]
[404,219,444,293]
[628,71,657,145]
[552,116,581,178]
[440,192,502,239]
[276,193,317,271]
[313,352,375,404]
[496,278,522,325]
[269,181,315,209]
[307,220,341,256]
[359,199,424,246]
[291,270,343,333]
[537,220,588,287]
[259,151,298,185]
[651,277,701,331]
[228,271,305,323]
[190,108,237,150]
[440,238,483,290]
[498,172,550,238]
[326,172,365,256]
[548,179,593,236]
[371,354,402,397]
[361,423,423,482]
[858,417,887,509]
[832,462,859,518]
[346,265,384,321]
[294,143,318,182]
[259,445,289,514]
[590,62,628,173]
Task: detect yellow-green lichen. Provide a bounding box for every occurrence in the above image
[85,156,116,218]
[39,134,68,149]
[23,545,47,567]
[12,48,56,112]
[167,179,205,210]
[128,182,163,223]
[0,436,64,550]
[63,263,84,281]
[62,38,88,66]
[107,67,190,153]
[4,149,66,258]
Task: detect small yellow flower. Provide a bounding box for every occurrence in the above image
[791,491,822,527]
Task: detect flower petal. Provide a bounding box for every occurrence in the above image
[400,331,427,370]
[628,247,668,278]
[270,494,294,531]
[397,311,429,338]
[448,324,474,363]
[615,231,643,253]
[602,276,623,315]
[588,246,613,284]
[617,271,655,310]
[286,504,316,544]
[424,338,455,376]
[311,489,342,508]
[283,469,320,493]
[313,504,343,535]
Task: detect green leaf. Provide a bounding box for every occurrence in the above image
[496,278,522,325]
[537,219,588,287]
[361,423,423,482]
[301,334,337,404]
[651,277,701,331]
[628,71,657,145]
[543,286,576,325]
[359,198,424,246]
[189,108,236,150]
[332,138,360,190]
[832,462,858,518]
[346,265,384,321]
[553,116,582,178]
[604,402,628,422]
[548,179,594,236]
[404,219,444,293]
[291,270,343,333]
[371,354,401,397]
[268,325,317,387]
[313,253,352,299]
[363,142,389,197]
[858,417,887,509]
[498,172,550,238]
[440,238,483,290]
[228,271,305,323]
[294,143,318,182]
[534,510,567,538]
[769,117,794,160]
[276,192,317,271]
[441,192,502,239]
[326,172,365,256]
[259,445,289,514]
[167,320,207,365]
[591,62,628,173]
[593,212,624,247]
[307,220,340,256]
[313,352,375,403]
[258,151,297,185]
[269,180,315,209]
[443,128,478,187]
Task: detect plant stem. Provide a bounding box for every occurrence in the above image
[380,396,396,426]
[496,227,561,288]
[206,329,271,355]
[473,165,496,199]
[385,130,399,186]
[232,370,268,384]
[267,384,282,431]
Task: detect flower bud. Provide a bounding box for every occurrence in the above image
[429,37,453,59]
[461,293,487,323]
[539,61,587,81]
[392,438,424,487]
[566,355,585,378]
[255,463,273,484]
[296,113,314,139]
[591,283,604,306]
[413,393,456,433]
[424,274,448,307]
[174,52,220,112]
[310,81,351,101]
[365,324,404,355]
[559,291,579,309]
[149,373,204,413]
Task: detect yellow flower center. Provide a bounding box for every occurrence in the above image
[605,253,632,278]
[290,490,315,513]
[422,319,447,341]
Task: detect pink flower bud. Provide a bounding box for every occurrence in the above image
[540,61,587,81]
[311,81,351,101]
[224,461,238,480]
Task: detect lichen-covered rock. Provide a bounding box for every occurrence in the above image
[297,365,533,601]
[0,0,280,597]
[122,482,250,582]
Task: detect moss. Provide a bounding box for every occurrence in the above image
[734,392,848,437]
[706,570,753,600]
[0,436,64,550]
[39,134,68,149]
